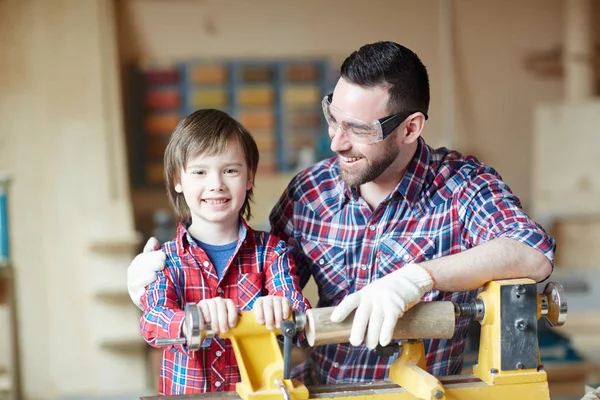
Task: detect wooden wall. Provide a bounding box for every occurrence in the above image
[115,0,596,211]
[0,1,145,399]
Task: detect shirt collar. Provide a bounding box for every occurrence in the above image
[396,137,431,205]
[175,218,249,254]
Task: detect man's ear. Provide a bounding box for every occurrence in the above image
[402,112,426,145]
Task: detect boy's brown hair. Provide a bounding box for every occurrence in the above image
[164,109,260,222]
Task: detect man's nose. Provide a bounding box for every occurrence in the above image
[329,125,352,154]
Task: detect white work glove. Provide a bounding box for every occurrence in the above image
[127,237,166,309]
[330,263,434,350]
[581,386,600,400]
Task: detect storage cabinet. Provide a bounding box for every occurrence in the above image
[130,59,335,187]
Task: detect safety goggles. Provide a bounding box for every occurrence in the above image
[322,93,428,144]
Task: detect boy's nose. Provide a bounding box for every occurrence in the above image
[207,173,225,190]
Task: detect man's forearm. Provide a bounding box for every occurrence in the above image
[420,237,553,292]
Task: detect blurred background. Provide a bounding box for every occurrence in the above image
[0,0,599,399]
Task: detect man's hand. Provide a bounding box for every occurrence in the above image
[252,296,291,330]
[127,237,166,309]
[330,263,434,349]
[197,297,239,334]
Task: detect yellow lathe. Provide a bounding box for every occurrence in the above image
[150,278,568,400]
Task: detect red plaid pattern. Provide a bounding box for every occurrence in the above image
[270,137,555,384]
[140,219,309,395]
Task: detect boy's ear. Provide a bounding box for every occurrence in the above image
[246,171,254,191]
[175,183,182,193]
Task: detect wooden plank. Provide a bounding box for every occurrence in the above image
[283,86,321,106]
[190,65,227,84]
[286,65,319,82]
[532,101,600,218]
[553,218,600,269]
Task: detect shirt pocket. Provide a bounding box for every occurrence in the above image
[299,239,348,304]
[376,236,436,279]
[236,272,264,310]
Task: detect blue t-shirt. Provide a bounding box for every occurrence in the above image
[195,239,237,280]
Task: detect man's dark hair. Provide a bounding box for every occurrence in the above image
[340,41,430,115]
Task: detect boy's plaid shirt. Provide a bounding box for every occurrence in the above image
[270,137,555,384]
[140,219,309,395]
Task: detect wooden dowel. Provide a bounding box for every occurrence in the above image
[305,301,456,347]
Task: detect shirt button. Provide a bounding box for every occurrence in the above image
[216,350,222,357]
[319,259,325,265]
[361,264,368,270]
[333,362,340,368]
[215,381,222,388]
[402,253,410,261]
[217,287,223,294]
[203,261,210,267]
[369,225,376,231]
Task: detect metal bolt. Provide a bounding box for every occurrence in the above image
[433,390,444,399]
[515,285,526,296]
[516,362,525,369]
[490,368,498,374]
[515,318,527,331]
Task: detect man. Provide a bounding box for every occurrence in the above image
[127,41,554,385]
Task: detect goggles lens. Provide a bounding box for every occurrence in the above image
[322,94,428,144]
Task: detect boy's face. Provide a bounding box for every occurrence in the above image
[174,140,253,230]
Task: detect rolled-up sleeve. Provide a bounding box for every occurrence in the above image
[460,171,556,266]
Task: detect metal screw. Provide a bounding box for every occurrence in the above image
[515,318,527,331]
[433,390,444,399]
[490,368,498,374]
[515,285,526,296]
[516,362,525,369]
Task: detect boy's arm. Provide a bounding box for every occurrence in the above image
[263,236,310,312]
[140,258,190,356]
[269,184,313,289]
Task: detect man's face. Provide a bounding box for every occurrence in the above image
[327,79,402,187]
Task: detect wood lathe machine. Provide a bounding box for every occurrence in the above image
[150,278,568,400]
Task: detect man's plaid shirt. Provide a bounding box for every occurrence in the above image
[140,219,309,395]
[270,137,555,384]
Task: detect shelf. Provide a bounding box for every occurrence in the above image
[88,235,141,254]
[94,290,132,304]
[100,338,148,354]
[130,59,334,187]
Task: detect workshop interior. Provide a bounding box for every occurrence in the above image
[1,1,599,400]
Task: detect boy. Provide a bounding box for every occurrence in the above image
[139,109,309,395]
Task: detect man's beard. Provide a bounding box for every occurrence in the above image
[339,144,398,187]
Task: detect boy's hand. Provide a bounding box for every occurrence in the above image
[127,237,166,308]
[252,296,291,330]
[197,298,238,334]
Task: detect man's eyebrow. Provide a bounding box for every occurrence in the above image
[342,120,371,129]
